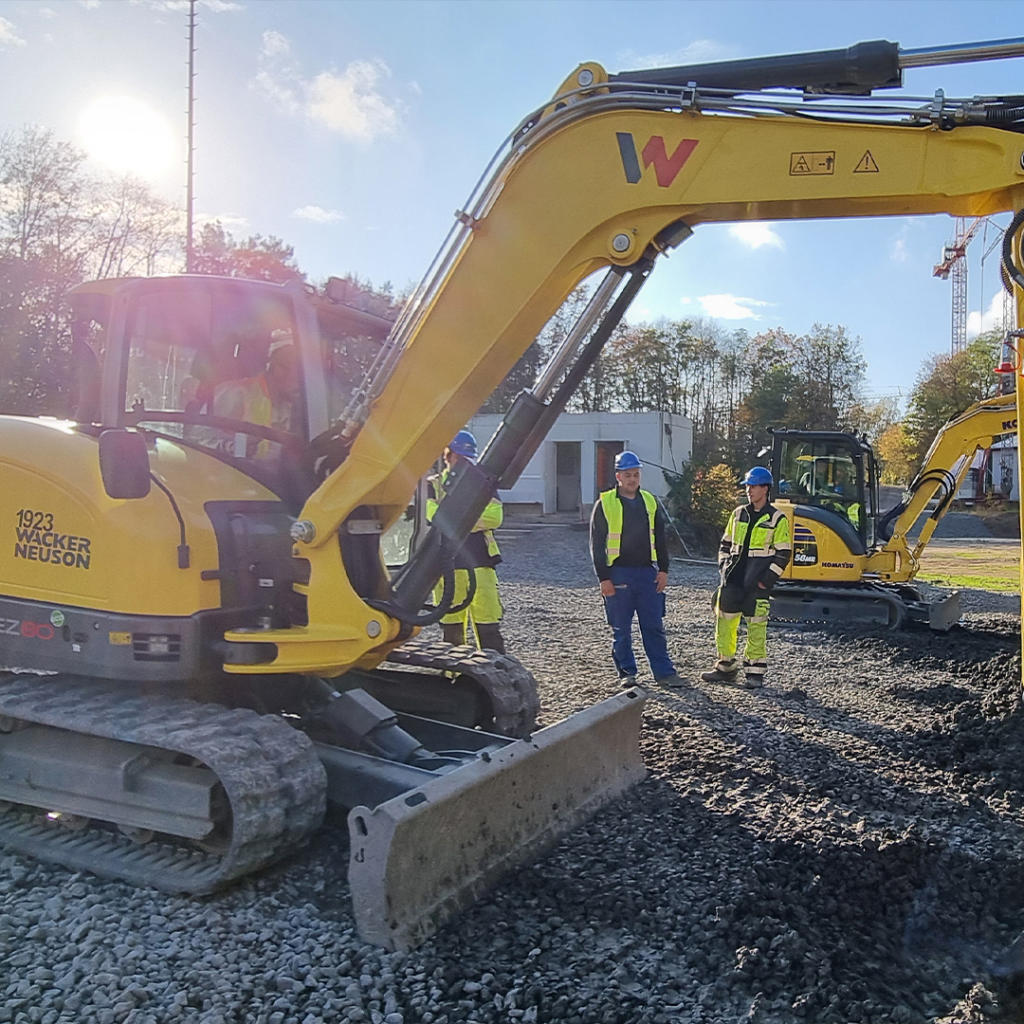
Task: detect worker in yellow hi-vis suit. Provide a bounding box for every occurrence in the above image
[427,429,505,653]
[701,466,792,689]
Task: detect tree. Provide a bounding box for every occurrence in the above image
[903,332,1002,463]
[0,127,182,414]
[846,395,902,448]
[875,422,917,485]
[191,222,303,284]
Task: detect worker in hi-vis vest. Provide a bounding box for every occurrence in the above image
[589,451,680,688]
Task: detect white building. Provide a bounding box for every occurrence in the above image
[468,410,692,515]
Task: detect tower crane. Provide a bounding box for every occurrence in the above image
[933,216,985,354]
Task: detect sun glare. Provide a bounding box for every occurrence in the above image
[78,96,176,179]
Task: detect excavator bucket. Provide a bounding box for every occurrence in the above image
[348,688,646,950]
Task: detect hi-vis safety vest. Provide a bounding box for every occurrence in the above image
[600,488,658,566]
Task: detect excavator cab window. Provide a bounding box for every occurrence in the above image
[776,435,870,545]
[117,281,308,470]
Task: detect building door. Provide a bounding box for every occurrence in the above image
[595,441,625,497]
[555,442,581,512]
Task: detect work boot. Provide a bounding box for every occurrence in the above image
[741,674,764,689]
[656,673,687,689]
[700,667,739,684]
[476,622,506,654]
[619,673,638,689]
[441,623,465,647]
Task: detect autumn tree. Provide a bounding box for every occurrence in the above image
[191,221,303,284]
[903,332,1002,463]
[875,421,918,485]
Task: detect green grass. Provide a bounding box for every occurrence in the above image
[917,570,1019,592]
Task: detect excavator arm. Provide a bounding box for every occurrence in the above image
[873,392,1018,576]
[224,37,1024,674]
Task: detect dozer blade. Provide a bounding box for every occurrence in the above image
[348,687,646,950]
[927,588,961,631]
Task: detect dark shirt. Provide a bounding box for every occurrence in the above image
[589,489,670,582]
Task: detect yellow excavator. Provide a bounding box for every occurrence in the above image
[767,391,1018,629]
[2,35,1024,950]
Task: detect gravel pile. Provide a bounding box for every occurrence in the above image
[4,522,1024,1024]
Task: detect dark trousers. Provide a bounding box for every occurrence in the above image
[602,565,674,679]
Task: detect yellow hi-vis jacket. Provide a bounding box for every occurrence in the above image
[600,488,658,565]
[718,502,792,591]
[426,466,502,569]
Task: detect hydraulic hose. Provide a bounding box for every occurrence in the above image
[1002,207,1024,292]
[368,553,478,627]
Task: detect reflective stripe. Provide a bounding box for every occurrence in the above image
[600,488,657,565]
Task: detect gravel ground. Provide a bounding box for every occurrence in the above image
[3,521,1024,1024]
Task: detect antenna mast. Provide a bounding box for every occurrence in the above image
[185,0,196,272]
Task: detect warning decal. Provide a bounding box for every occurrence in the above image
[854,150,880,173]
[789,151,835,175]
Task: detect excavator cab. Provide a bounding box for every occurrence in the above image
[770,428,876,565]
[770,429,878,562]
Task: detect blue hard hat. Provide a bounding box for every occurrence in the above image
[448,429,478,460]
[742,466,773,487]
[615,450,642,471]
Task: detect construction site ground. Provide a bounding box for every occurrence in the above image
[2,512,1024,1023]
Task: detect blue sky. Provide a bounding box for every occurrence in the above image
[1,0,1023,405]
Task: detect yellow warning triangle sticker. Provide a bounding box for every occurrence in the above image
[854,150,879,173]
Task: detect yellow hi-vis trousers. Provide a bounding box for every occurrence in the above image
[433,567,503,625]
[714,593,770,682]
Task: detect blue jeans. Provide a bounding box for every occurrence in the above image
[602,565,674,679]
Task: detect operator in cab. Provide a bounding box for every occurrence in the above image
[590,450,680,688]
[702,466,792,689]
[427,430,506,653]
[212,334,301,458]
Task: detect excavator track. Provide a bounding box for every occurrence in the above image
[383,637,540,737]
[0,673,326,893]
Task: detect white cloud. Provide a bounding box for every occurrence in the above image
[697,294,770,320]
[307,61,401,141]
[253,32,403,142]
[37,7,57,19]
[967,288,1012,339]
[0,16,26,47]
[728,223,783,250]
[890,237,908,263]
[293,205,345,224]
[261,28,291,59]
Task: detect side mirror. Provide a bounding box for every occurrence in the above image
[99,429,151,499]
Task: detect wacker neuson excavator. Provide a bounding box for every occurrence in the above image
[2,35,1024,950]
[768,392,1018,629]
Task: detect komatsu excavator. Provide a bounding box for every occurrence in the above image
[2,35,1024,950]
[766,391,1018,629]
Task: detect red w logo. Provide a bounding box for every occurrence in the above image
[617,133,698,188]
